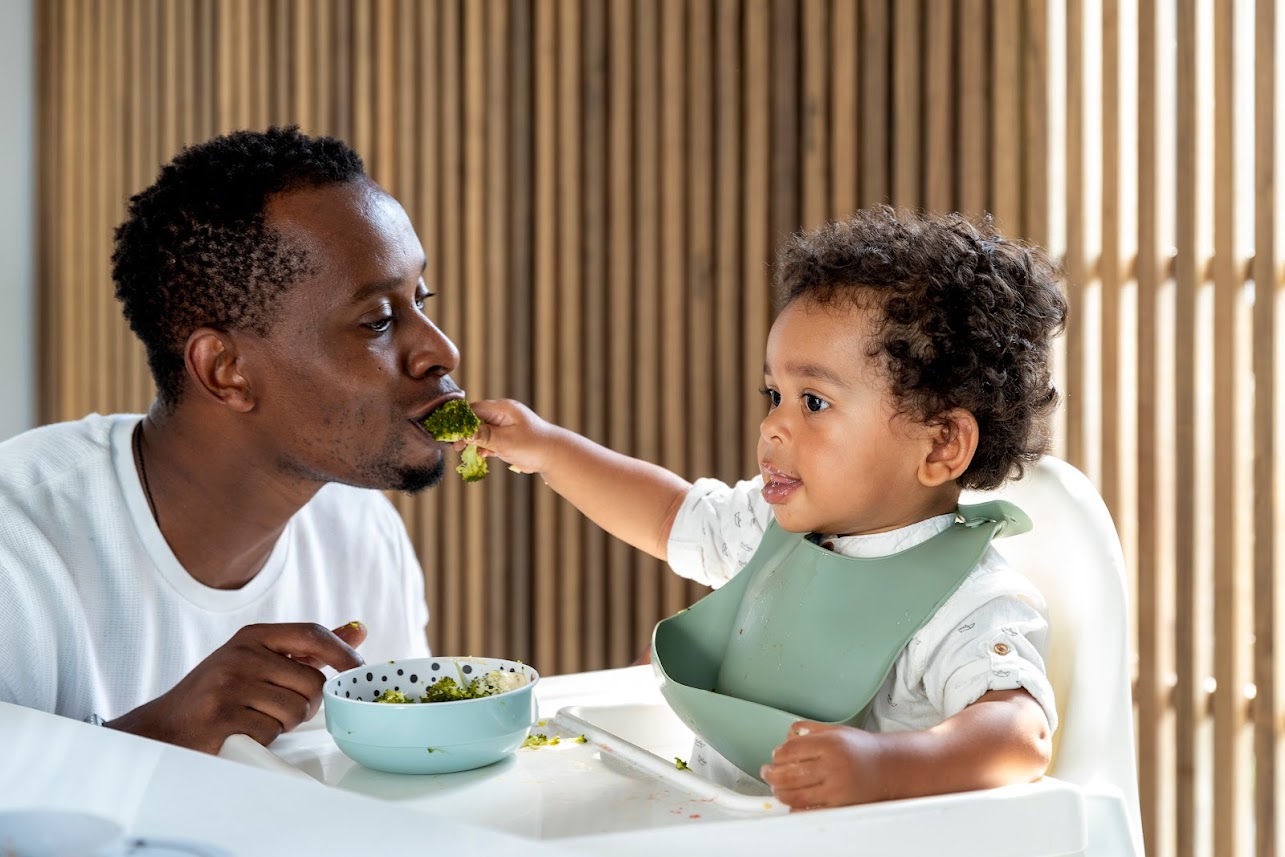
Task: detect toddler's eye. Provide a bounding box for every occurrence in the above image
[803,393,829,412]
[759,387,781,409]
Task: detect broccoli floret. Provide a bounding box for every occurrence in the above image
[521,733,561,749]
[456,444,489,482]
[418,677,473,703]
[421,400,489,483]
[420,399,481,442]
[374,689,412,704]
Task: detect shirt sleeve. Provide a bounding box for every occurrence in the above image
[665,476,774,588]
[904,553,1059,733]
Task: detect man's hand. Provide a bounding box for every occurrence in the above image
[105,621,367,754]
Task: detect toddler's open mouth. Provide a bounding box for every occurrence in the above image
[761,464,801,504]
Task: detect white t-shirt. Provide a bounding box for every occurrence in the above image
[0,414,431,722]
[667,475,1057,785]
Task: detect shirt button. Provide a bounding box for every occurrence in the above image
[992,642,1012,656]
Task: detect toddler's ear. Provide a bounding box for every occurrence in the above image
[918,408,978,487]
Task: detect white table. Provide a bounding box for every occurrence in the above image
[0,667,1093,857]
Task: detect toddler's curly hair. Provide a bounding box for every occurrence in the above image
[773,206,1067,490]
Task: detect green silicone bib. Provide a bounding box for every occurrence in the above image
[652,500,1031,780]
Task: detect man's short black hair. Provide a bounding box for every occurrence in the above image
[112,125,366,407]
[773,206,1068,491]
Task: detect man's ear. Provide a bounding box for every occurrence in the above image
[185,328,256,412]
[918,408,979,488]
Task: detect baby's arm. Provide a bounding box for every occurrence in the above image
[467,399,691,560]
[760,689,1052,809]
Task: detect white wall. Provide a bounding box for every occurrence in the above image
[0,0,33,441]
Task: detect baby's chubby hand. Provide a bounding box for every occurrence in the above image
[760,721,892,810]
[456,399,562,476]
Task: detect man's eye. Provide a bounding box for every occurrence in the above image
[759,387,781,409]
[366,317,393,333]
[803,393,829,412]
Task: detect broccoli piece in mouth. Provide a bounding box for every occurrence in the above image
[420,399,489,483]
[420,398,481,442]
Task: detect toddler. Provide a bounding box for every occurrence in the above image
[466,207,1067,809]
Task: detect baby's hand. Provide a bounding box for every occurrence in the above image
[461,399,561,476]
[760,721,890,810]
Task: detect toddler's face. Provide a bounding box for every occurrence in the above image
[757,297,942,536]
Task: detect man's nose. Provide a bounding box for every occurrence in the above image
[405,315,460,379]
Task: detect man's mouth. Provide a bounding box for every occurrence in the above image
[409,393,466,437]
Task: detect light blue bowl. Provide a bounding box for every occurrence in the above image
[324,656,539,775]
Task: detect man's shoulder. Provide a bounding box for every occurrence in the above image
[0,414,130,492]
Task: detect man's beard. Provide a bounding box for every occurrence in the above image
[392,454,447,494]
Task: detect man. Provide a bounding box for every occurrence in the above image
[0,126,460,754]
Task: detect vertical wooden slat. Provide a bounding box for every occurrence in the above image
[1253,2,1279,856]
[1174,2,1201,855]
[633,0,662,649]
[438,0,464,656]
[660,0,686,619]
[582,0,610,668]
[1211,3,1247,857]
[831,0,858,216]
[463,0,488,659]
[606,0,634,666]
[1100,0,1122,534]
[770,0,798,259]
[414,0,443,651]
[1064,0,1087,471]
[374,0,395,204]
[714,0,743,486]
[292,3,314,132]
[557,0,585,672]
[485,0,513,659]
[316,0,335,134]
[507,0,534,663]
[1022,0,1051,248]
[93,0,110,410]
[957,0,988,216]
[858,0,887,207]
[69,0,86,418]
[686,0,716,612]
[331,0,352,142]
[891,0,920,209]
[351,0,372,164]
[743,0,770,450]
[35,0,58,423]
[923,0,953,213]
[800,0,827,229]
[991,0,1021,231]
[533,0,559,669]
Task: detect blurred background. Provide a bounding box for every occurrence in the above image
[2,1,1282,855]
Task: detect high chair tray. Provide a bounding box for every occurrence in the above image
[223,665,1108,856]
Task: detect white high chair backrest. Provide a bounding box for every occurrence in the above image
[962,455,1144,856]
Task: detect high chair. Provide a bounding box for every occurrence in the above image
[962,455,1144,857]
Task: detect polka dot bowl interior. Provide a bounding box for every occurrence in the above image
[324,656,539,775]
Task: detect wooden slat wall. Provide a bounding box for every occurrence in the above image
[34,3,1285,855]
